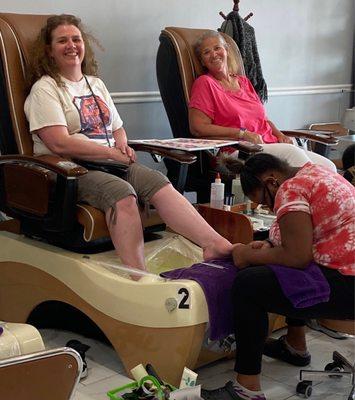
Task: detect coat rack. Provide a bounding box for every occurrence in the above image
[219,0,253,21]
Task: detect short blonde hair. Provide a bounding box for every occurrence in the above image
[193,30,241,75]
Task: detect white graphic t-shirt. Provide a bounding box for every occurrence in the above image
[24,75,123,155]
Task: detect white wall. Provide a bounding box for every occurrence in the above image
[1,1,354,158]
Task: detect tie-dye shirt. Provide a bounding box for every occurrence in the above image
[269,163,355,275]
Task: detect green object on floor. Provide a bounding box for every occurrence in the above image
[107,375,175,400]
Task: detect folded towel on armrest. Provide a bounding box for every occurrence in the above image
[268,262,330,308]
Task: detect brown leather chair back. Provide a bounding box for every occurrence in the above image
[156,27,245,202]
[160,27,245,105]
[0,13,51,155]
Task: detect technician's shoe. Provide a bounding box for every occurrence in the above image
[263,335,311,366]
[201,381,266,400]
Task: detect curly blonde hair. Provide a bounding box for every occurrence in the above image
[27,14,100,89]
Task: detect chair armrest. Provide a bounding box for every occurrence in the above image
[309,123,348,136]
[233,141,262,153]
[129,143,197,164]
[0,154,87,232]
[0,154,88,177]
[190,136,262,153]
[282,130,339,145]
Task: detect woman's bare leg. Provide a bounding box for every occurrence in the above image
[149,184,232,259]
[106,195,146,270]
[284,326,307,351]
[235,374,261,391]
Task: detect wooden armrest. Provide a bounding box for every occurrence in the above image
[192,136,262,153]
[129,143,197,164]
[0,154,88,177]
[282,130,339,145]
[235,141,263,153]
[309,123,348,136]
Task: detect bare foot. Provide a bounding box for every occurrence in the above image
[203,239,233,260]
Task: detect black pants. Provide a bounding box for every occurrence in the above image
[232,266,355,375]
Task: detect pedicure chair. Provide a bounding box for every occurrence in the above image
[0,12,259,385]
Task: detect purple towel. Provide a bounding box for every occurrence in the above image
[162,259,330,341]
[162,258,237,340]
[269,262,330,308]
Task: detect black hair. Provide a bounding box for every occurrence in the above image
[342,144,355,170]
[224,153,290,196]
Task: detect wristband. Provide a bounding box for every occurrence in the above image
[239,127,247,139]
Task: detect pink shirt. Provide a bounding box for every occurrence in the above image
[189,74,278,143]
[269,163,355,275]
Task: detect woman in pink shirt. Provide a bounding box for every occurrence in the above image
[202,152,354,400]
[189,31,336,171]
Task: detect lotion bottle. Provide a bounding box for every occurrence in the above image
[210,173,224,209]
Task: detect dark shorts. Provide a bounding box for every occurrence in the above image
[77,162,170,213]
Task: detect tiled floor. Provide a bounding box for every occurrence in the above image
[40,326,354,400]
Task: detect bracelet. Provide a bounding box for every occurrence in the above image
[265,238,274,248]
[239,127,247,139]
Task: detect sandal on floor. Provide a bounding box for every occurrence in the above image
[263,335,311,366]
[202,381,266,400]
[202,381,244,400]
[66,339,90,380]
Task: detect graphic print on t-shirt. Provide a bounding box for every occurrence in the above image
[73,94,113,140]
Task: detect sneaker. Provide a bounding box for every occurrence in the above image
[66,339,90,380]
[80,358,88,379]
[263,335,311,366]
[202,381,266,400]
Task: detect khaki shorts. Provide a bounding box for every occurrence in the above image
[77,162,170,213]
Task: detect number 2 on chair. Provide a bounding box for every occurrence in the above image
[178,288,190,309]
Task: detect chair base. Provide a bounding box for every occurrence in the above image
[297,351,355,399]
[0,230,286,386]
[0,259,207,386]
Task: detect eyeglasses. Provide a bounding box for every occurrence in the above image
[259,183,275,209]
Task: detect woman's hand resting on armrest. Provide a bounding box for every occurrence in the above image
[107,146,133,164]
[240,130,264,144]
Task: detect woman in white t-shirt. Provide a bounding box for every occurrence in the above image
[25,14,233,271]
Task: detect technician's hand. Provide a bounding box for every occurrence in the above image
[248,240,272,250]
[243,131,264,144]
[232,243,253,268]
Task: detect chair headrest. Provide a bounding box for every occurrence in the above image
[0,13,51,66]
[0,13,51,155]
[161,27,245,103]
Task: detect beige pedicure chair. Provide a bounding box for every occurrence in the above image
[0,224,254,385]
[0,208,258,386]
[0,13,284,386]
